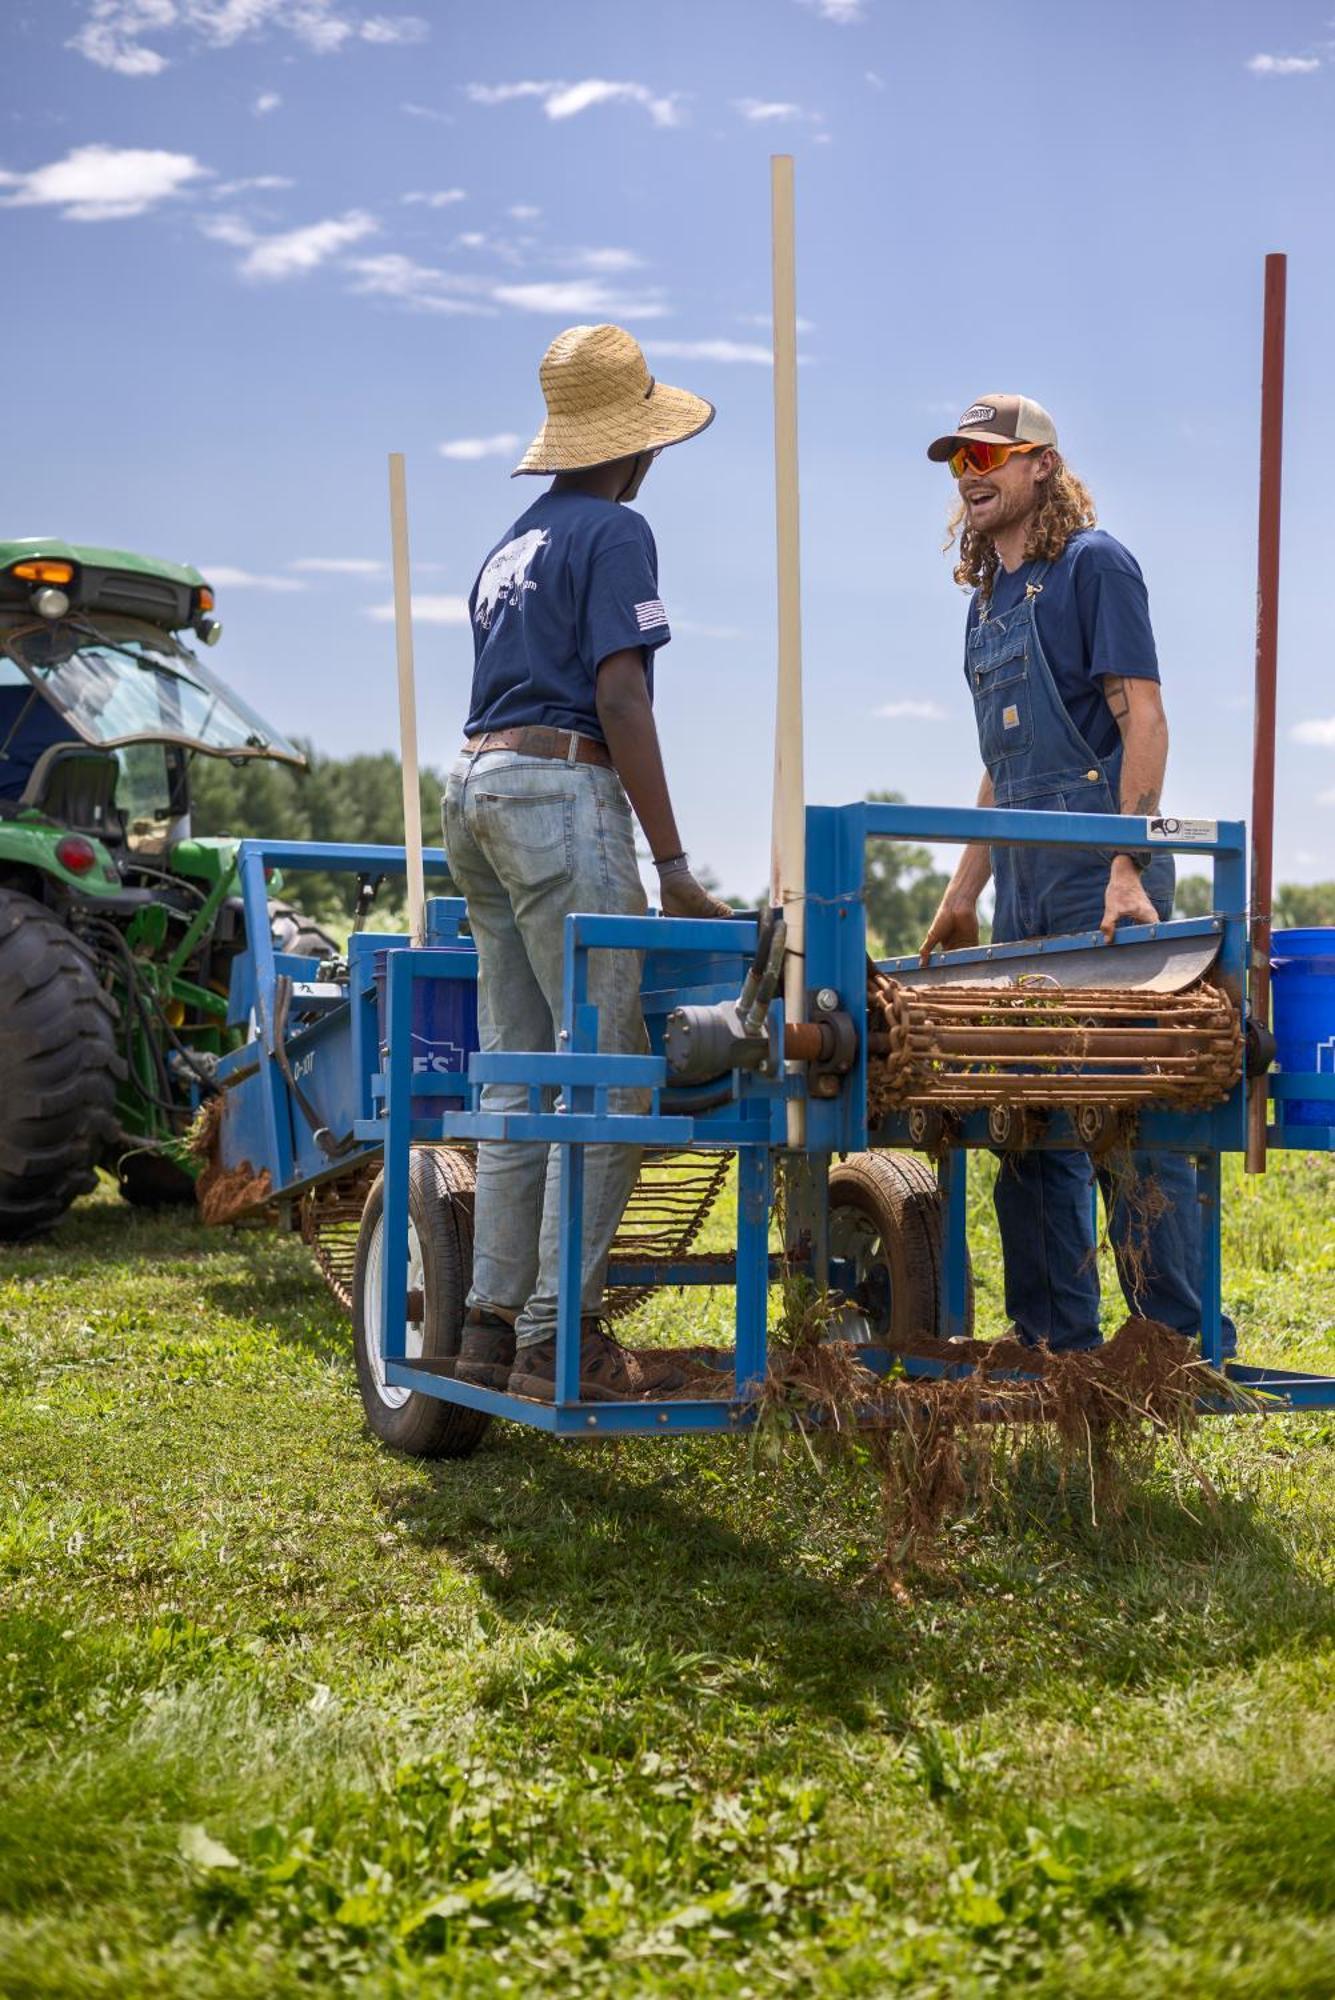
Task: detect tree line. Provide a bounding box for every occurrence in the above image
[190,748,1335,949]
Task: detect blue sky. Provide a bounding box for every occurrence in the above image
[6,0,1335,897]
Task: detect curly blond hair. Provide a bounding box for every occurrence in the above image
[945,455,1097,602]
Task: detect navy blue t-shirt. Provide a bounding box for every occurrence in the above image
[966,529,1159,761]
[463,489,670,742]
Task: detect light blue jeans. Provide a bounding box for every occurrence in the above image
[442,750,648,1347]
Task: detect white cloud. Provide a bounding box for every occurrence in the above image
[796,0,865,20]
[467,78,683,128]
[567,246,644,271]
[212,173,293,196]
[493,278,670,317]
[68,0,174,74]
[206,208,378,280]
[875,699,950,722]
[69,3,430,75]
[1293,716,1335,746]
[401,100,452,122]
[1318,788,1335,806]
[0,143,208,221]
[365,594,469,624]
[359,14,428,43]
[1247,53,1320,75]
[203,564,307,591]
[865,68,885,89]
[457,231,488,249]
[733,99,821,124]
[289,557,384,575]
[649,338,772,365]
[508,203,540,220]
[438,433,521,461]
[345,252,495,314]
[402,187,466,207]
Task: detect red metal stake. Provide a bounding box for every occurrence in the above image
[1246,252,1287,1174]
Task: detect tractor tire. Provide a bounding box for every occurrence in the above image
[827,1151,974,1344]
[0,887,122,1241]
[352,1147,489,1459]
[270,902,339,961]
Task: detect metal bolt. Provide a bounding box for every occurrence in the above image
[816,987,840,1013]
[586,1413,598,1427]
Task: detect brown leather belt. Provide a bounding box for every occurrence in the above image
[463,726,612,768]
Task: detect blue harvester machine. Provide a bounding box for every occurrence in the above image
[210,801,1335,1461]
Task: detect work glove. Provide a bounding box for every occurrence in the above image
[655,854,734,920]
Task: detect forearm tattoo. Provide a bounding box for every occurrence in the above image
[1104,676,1130,722]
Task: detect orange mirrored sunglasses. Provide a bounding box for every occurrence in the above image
[947,439,1041,479]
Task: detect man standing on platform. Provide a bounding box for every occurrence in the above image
[446,323,731,1404]
[919,393,1234,1354]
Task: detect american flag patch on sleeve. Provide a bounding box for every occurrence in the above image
[634,598,667,631]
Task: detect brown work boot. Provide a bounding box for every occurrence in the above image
[455,1307,516,1389]
[508,1316,685,1402]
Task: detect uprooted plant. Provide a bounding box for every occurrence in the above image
[741,1282,1263,1576]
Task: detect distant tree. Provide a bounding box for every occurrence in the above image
[188,742,456,923]
[1174,873,1213,918]
[1175,875,1335,928]
[863,790,954,958]
[1275,881,1335,928]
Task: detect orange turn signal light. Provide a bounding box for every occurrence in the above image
[12,559,74,585]
[198,587,215,612]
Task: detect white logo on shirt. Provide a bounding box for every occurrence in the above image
[474,528,548,631]
[634,598,667,631]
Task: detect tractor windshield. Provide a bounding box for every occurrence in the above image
[0,616,304,765]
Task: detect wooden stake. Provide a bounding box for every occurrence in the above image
[385,458,427,948]
[1245,254,1287,1174]
[387,452,426,947]
[770,154,806,1149]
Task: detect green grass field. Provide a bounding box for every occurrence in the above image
[1,1152,1332,1996]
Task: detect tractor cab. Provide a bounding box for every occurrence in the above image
[0,540,303,868]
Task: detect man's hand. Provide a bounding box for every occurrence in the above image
[655,855,733,920]
[919,893,981,964]
[1099,856,1159,942]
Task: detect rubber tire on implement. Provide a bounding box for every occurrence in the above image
[827,1150,974,1342]
[352,1148,489,1459]
[0,887,122,1241]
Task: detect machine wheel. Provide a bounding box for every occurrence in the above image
[0,887,122,1241]
[827,1151,974,1344]
[270,901,340,961]
[352,1147,489,1459]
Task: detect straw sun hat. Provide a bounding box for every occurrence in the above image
[513,323,714,476]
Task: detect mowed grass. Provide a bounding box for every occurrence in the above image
[0,1152,1332,1996]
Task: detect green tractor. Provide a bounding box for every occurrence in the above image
[0,538,333,1239]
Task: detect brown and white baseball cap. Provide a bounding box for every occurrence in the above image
[926,393,1058,462]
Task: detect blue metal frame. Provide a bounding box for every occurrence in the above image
[214,815,1335,1429]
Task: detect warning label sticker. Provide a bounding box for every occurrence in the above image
[1147,815,1217,843]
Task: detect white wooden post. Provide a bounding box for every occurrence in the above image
[769,155,806,1150]
[387,451,426,946]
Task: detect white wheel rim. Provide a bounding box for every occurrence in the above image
[362,1209,426,1409]
[827,1203,892,1344]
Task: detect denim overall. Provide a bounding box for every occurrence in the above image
[968,565,1234,1352]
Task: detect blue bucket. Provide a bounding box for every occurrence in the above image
[373,950,479,1121]
[1270,927,1335,1128]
